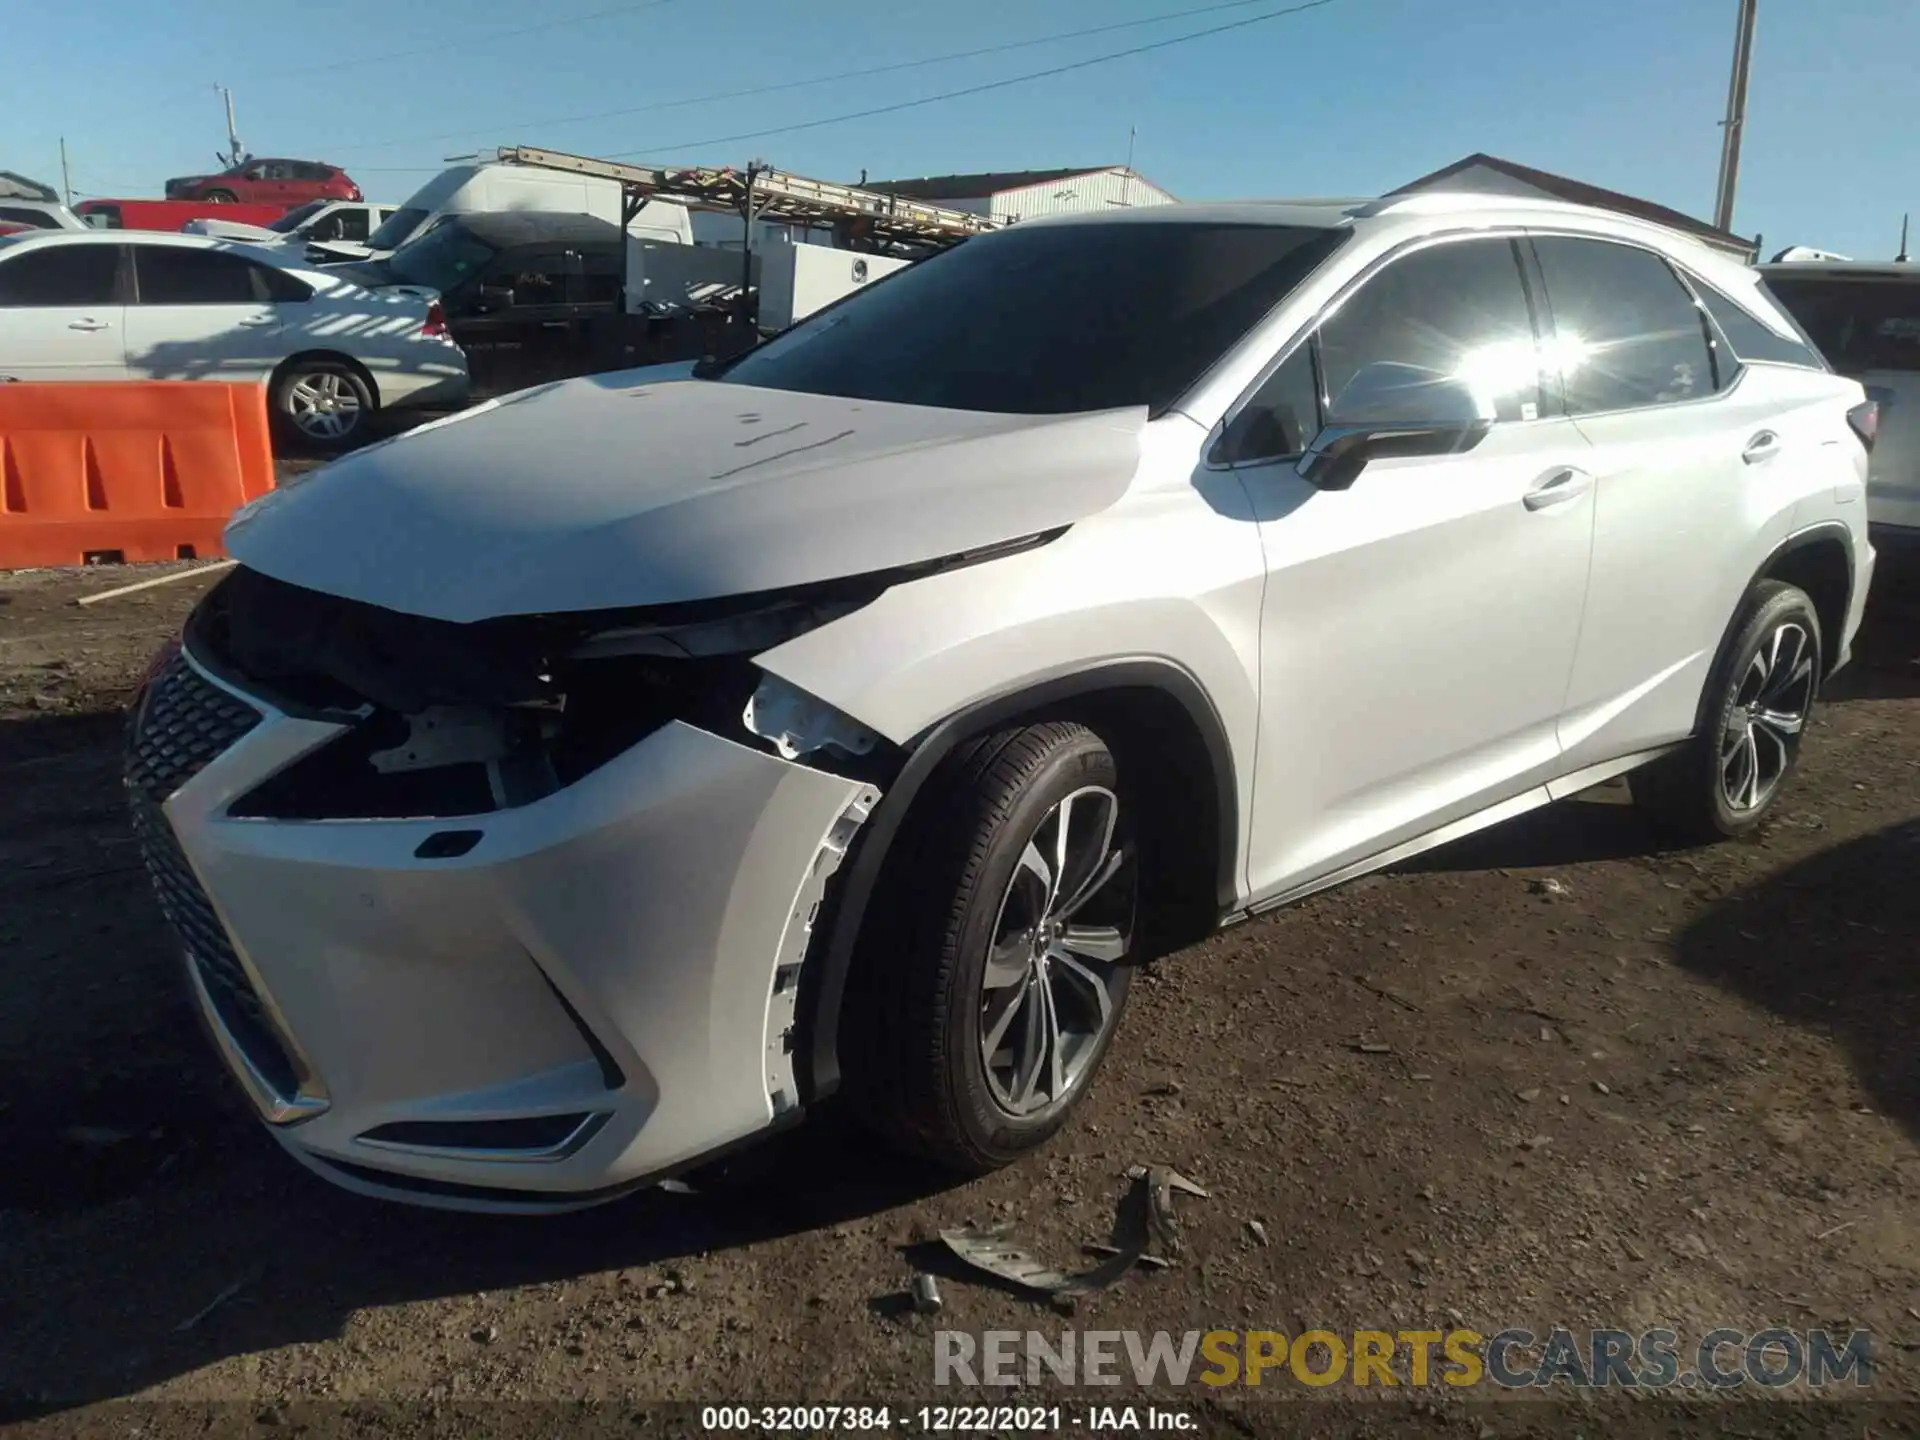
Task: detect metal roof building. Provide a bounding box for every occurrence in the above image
[860,166,1177,222]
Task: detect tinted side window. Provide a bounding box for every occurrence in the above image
[1532,237,1716,413]
[1318,237,1542,424]
[501,258,569,308]
[296,163,333,182]
[0,245,120,305]
[0,207,58,230]
[257,265,313,302]
[333,209,370,242]
[135,247,297,304]
[574,250,622,306]
[1762,276,1920,374]
[1217,344,1319,463]
[1689,276,1824,369]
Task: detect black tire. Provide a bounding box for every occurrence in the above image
[203,189,237,204]
[843,722,1138,1173]
[270,357,374,451]
[1631,579,1823,843]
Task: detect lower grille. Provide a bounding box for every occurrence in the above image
[124,650,305,1106]
[129,796,303,1101]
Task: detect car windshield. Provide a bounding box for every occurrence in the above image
[718,221,1350,415]
[367,206,428,251]
[385,223,495,292]
[269,201,326,234]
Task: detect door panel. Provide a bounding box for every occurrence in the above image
[124,246,286,384]
[0,243,127,379]
[1529,233,1798,768]
[1244,422,1596,894]
[1238,235,1596,900]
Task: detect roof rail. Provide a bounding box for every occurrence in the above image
[1346,190,1603,219]
[1348,189,1751,253]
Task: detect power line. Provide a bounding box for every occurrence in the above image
[610,0,1339,160]
[251,0,684,82]
[18,0,688,139]
[330,0,1302,155]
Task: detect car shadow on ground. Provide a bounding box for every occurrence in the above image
[1673,815,1920,1142]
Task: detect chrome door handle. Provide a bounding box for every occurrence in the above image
[1523,466,1595,511]
[67,318,110,332]
[237,314,278,327]
[1742,431,1781,463]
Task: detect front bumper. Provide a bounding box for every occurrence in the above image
[128,647,877,1212]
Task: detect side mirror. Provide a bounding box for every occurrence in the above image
[1298,361,1494,490]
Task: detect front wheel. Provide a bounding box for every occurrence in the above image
[843,722,1138,1173]
[1632,579,1823,842]
[202,189,237,204]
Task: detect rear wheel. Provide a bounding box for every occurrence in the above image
[271,357,374,450]
[1632,580,1822,841]
[844,722,1137,1173]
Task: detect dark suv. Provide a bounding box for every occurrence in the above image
[339,210,627,394]
[166,159,361,207]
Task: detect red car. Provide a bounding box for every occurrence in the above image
[72,198,292,231]
[164,158,361,206]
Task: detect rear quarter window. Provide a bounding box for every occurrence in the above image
[1687,275,1827,370]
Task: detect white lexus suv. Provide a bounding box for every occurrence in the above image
[126,193,1877,1211]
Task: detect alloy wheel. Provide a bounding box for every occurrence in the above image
[1720,619,1815,814]
[979,785,1135,1119]
[286,372,363,441]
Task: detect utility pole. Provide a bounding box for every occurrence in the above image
[58,138,72,207]
[215,85,245,169]
[1122,125,1137,208]
[1712,0,1758,234]
[1898,213,1911,264]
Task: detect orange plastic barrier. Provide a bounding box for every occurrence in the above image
[0,382,275,568]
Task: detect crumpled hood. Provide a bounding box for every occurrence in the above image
[226,373,1148,623]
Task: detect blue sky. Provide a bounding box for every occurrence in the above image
[4,0,1913,259]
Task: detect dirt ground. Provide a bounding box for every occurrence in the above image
[1,546,1917,1436]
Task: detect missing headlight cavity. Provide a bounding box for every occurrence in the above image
[199,563,937,821]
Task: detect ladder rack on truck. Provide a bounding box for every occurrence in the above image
[497,145,1004,251]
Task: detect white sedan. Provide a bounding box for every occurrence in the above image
[183,200,397,259]
[0,228,467,448]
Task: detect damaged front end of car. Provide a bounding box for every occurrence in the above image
[125,534,1055,1206]
[189,563,898,823]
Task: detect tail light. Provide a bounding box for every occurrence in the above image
[422,300,448,338]
[347,183,363,202]
[1846,399,1879,452]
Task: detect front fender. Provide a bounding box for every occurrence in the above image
[756,494,1268,1101]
